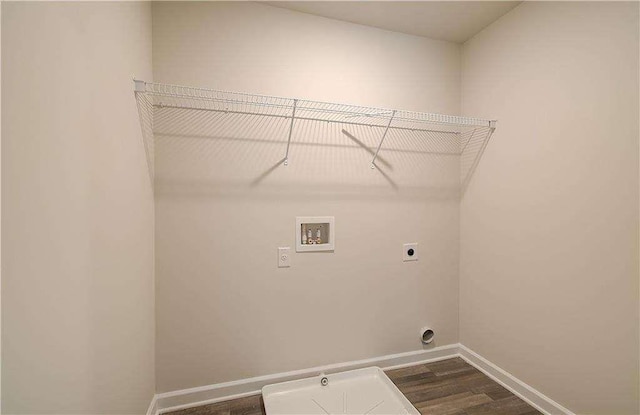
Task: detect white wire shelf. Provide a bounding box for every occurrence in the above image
[134,80,496,191]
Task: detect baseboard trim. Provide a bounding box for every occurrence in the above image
[146,394,157,415]
[458,344,575,415]
[155,343,460,414]
[153,344,574,415]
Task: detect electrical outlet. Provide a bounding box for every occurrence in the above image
[403,243,418,262]
[278,247,291,268]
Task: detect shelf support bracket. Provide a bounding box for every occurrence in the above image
[461,128,477,155]
[284,99,298,166]
[371,110,396,169]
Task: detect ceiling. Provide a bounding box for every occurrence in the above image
[265,1,521,44]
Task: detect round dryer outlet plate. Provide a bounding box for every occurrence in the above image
[403,243,418,261]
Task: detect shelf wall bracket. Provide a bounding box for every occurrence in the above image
[371,110,396,169]
[133,79,154,187]
[461,128,477,155]
[283,99,298,166]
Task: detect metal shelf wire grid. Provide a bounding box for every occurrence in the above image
[134,80,496,191]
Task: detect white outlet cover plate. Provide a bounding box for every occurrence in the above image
[262,366,419,415]
[278,247,291,268]
[403,243,418,261]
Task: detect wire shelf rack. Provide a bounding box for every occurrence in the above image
[134,80,496,191]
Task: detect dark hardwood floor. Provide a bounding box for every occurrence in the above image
[166,357,541,415]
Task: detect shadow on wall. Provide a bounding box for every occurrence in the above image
[137,98,493,201]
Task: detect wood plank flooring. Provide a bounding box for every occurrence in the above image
[165,357,541,415]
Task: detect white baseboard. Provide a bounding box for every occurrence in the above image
[145,394,157,415]
[152,343,574,415]
[155,343,459,414]
[458,344,575,415]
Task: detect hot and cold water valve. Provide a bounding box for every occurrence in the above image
[296,217,335,252]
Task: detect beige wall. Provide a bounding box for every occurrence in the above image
[460,2,639,414]
[2,2,155,414]
[1,1,3,408]
[152,2,462,392]
[4,3,636,413]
